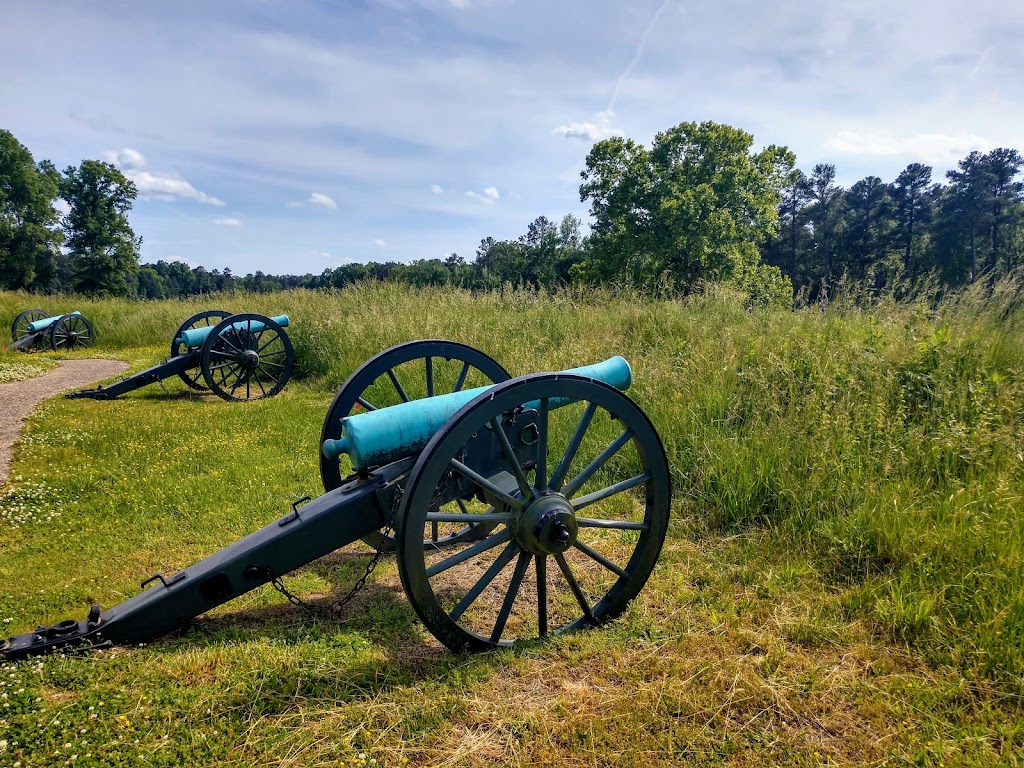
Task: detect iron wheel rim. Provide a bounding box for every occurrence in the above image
[200,313,294,401]
[172,309,231,391]
[11,309,48,351]
[397,373,670,652]
[48,314,94,351]
[319,340,511,552]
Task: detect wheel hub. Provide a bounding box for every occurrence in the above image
[240,349,260,370]
[515,493,578,556]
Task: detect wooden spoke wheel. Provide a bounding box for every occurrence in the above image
[199,313,294,401]
[397,373,670,652]
[11,309,48,352]
[320,339,511,552]
[48,314,94,351]
[171,310,231,390]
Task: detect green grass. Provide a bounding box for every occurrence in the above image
[1,281,1023,766]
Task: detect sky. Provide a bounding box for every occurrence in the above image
[3,0,1023,276]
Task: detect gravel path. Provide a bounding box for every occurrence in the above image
[0,359,129,487]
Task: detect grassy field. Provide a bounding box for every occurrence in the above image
[0,282,1022,767]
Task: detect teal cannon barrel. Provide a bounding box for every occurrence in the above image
[26,310,82,333]
[323,356,632,470]
[177,313,289,349]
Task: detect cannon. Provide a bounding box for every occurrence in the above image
[11,309,94,352]
[2,341,669,658]
[67,310,295,401]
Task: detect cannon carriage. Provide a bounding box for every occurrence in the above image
[67,309,295,401]
[2,340,669,658]
[11,309,94,352]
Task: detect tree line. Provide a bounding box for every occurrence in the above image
[2,124,1021,304]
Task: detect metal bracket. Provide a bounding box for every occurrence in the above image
[140,571,187,589]
[278,495,311,527]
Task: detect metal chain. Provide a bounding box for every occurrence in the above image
[269,487,404,617]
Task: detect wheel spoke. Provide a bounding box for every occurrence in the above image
[449,459,524,511]
[490,550,531,642]
[424,510,513,524]
[218,335,243,354]
[426,528,512,576]
[453,362,471,392]
[490,417,533,500]
[535,398,549,491]
[573,539,629,579]
[550,402,598,491]
[562,429,634,498]
[576,517,649,531]
[257,333,280,354]
[570,473,650,512]
[386,368,410,402]
[448,541,519,621]
[554,553,594,622]
[426,357,434,397]
[536,555,548,636]
[356,397,378,411]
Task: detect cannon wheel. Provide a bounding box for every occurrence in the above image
[49,313,94,351]
[171,309,231,390]
[10,309,48,351]
[397,373,671,652]
[199,313,294,401]
[320,339,511,551]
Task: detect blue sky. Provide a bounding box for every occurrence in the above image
[3,0,1022,275]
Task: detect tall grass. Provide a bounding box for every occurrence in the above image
[2,279,1023,697]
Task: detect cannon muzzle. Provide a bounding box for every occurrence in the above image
[322,356,632,470]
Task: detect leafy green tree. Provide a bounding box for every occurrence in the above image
[579,121,794,290]
[892,163,934,279]
[0,130,63,290]
[61,160,141,295]
[804,163,844,298]
[944,152,990,283]
[982,148,1023,274]
[839,175,894,284]
[135,266,167,299]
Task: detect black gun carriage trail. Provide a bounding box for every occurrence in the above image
[66,309,295,402]
[11,309,95,352]
[2,339,670,659]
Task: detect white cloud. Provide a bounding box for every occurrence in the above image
[374,239,387,246]
[466,186,500,203]
[431,184,444,194]
[554,111,622,142]
[104,147,225,206]
[826,130,992,164]
[102,147,146,170]
[290,192,337,209]
[214,218,242,227]
[308,192,337,209]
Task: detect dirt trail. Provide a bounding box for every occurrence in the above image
[0,359,129,487]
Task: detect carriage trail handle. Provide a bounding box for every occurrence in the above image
[323,355,632,470]
[26,311,82,333]
[176,313,289,349]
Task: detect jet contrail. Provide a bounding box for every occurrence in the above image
[607,0,676,113]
